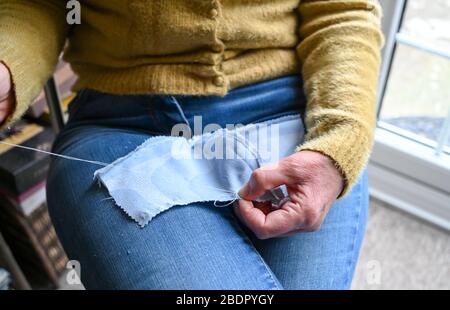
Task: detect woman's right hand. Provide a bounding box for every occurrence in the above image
[0,61,14,124]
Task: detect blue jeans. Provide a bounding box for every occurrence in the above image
[47,75,369,290]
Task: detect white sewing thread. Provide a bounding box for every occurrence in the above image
[202,186,241,207]
[0,141,109,167]
[0,140,246,206]
[0,141,284,208]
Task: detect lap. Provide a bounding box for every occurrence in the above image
[48,124,368,290]
[47,125,282,289]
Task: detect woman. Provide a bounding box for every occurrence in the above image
[0,0,384,289]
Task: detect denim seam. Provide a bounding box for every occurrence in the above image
[343,179,363,289]
[229,214,283,290]
[54,128,159,156]
[168,96,190,127]
[68,115,156,127]
[242,232,282,290]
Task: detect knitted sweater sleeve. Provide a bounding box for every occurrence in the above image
[0,0,70,128]
[296,0,384,196]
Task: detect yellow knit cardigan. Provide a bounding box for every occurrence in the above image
[0,0,384,196]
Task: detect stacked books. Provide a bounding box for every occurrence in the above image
[0,58,75,289]
[0,120,68,288]
[0,121,53,203]
[0,201,68,288]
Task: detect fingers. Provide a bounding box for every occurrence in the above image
[238,163,287,201]
[236,162,304,239]
[234,199,300,239]
[235,152,340,239]
[234,196,329,239]
[252,201,272,215]
[234,199,266,235]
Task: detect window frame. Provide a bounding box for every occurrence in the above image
[370,0,450,231]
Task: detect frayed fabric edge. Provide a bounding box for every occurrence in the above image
[93,113,303,227]
[96,177,240,227]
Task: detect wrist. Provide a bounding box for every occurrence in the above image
[296,150,345,197]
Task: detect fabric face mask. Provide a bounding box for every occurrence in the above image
[94,114,304,227]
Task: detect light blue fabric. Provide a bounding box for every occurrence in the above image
[94,115,304,227]
[47,75,369,289]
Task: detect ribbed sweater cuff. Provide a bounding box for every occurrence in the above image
[0,0,69,130]
[296,122,373,198]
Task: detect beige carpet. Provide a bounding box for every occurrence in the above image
[352,199,450,290]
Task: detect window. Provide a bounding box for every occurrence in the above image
[370,0,450,230]
[379,0,450,155]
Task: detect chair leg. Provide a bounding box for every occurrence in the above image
[0,232,31,290]
[44,77,65,133]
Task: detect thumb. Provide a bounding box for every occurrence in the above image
[239,163,286,201]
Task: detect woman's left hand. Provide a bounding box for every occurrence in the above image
[235,150,344,239]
